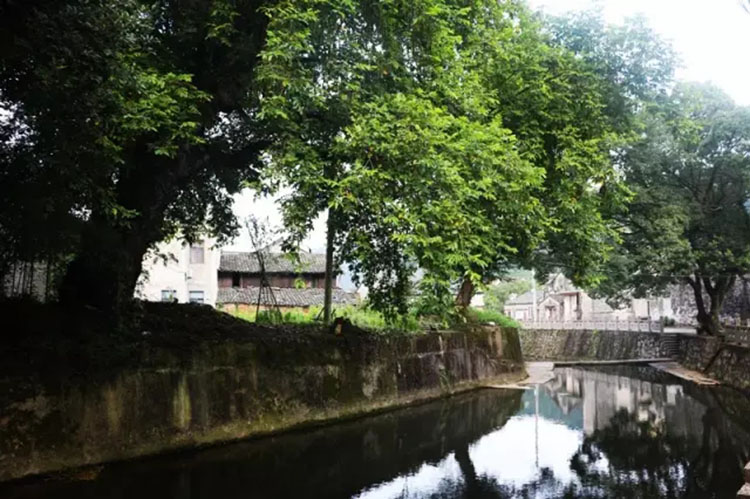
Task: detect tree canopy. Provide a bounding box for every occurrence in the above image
[595,82,750,334]
[257,2,675,320]
[0,0,698,328]
[1,0,270,312]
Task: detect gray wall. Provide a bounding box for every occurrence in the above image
[0,326,523,482]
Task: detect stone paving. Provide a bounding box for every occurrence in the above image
[649,361,721,385]
[485,361,555,390]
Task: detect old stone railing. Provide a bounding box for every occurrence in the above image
[520,319,664,334]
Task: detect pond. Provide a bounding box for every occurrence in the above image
[4,366,750,499]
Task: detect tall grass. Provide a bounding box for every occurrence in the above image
[224,304,515,332]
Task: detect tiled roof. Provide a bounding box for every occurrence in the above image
[506,290,536,306]
[220,252,327,274]
[591,298,615,315]
[217,286,359,307]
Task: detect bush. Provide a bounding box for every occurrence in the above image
[226,304,421,332]
[467,307,520,328]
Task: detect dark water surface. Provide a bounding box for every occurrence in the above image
[5,366,750,499]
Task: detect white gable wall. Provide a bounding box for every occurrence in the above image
[137,238,220,306]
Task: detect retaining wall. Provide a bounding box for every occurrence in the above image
[519,328,750,392]
[676,335,750,391]
[519,329,674,360]
[0,326,523,482]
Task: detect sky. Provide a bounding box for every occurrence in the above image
[228,0,750,253]
[529,0,750,106]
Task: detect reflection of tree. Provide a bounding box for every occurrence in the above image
[568,408,748,498]
[450,444,574,499]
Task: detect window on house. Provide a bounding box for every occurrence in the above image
[232,272,240,287]
[161,289,177,302]
[190,243,204,264]
[189,290,205,304]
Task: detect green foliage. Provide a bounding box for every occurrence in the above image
[256,1,662,319]
[227,305,420,333]
[0,0,679,322]
[466,308,520,328]
[513,10,676,288]
[0,0,271,310]
[484,280,533,313]
[596,83,750,334]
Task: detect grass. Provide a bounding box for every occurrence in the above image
[225,303,517,332]
[224,304,421,333]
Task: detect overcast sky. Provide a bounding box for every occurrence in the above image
[529,0,750,106]
[228,0,750,253]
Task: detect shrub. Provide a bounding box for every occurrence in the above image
[226,304,420,332]
[467,307,520,328]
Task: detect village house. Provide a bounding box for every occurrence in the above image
[138,242,358,312]
[137,238,221,306]
[503,273,672,323]
[215,251,358,313]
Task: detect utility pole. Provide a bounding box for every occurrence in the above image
[531,269,537,323]
[323,209,335,325]
[535,384,539,469]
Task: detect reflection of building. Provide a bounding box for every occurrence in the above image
[543,367,689,437]
[504,273,672,323]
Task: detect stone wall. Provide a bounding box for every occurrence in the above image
[518,328,750,392]
[519,328,675,360]
[676,335,750,391]
[0,326,523,482]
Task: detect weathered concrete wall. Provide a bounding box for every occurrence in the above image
[0,326,523,482]
[519,329,674,360]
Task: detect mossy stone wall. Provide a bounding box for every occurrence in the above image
[0,326,523,482]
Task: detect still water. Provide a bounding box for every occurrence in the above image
[5,366,750,499]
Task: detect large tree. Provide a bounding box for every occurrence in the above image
[1,0,269,314]
[512,11,677,285]
[597,83,750,335]
[258,0,550,320]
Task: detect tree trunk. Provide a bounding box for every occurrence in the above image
[58,132,219,316]
[59,146,178,316]
[687,274,734,336]
[323,209,336,325]
[455,276,475,311]
[60,213,156,316]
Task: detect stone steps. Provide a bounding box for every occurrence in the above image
[660,334,680,358]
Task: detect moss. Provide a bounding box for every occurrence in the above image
[0,316,525,482]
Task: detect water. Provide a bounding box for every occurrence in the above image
[5,366,750,499]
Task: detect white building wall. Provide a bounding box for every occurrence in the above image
[137,238,220,306]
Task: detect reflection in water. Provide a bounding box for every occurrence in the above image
[4,366,750,499]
